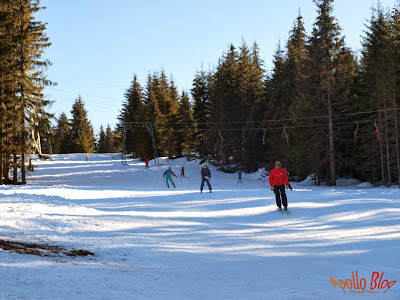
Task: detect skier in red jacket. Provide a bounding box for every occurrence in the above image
[269,161,289,211]
[145,158,150,169]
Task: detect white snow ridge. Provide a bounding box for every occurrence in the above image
[0,153,399,299]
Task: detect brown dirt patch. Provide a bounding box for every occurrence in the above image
[0,239,94,257]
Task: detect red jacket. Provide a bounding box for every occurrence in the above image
[269,167,289,187]
[145,158,150,165]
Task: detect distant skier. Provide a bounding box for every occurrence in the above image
[237,170,242,183]
[85,154,89,161]
[269,161,289,211]
[200,165,212,193]
[145,157,150,169]
[163,167,177,188]
[180,166,185,177]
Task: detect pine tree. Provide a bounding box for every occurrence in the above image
[293,0,354,185]
[390,5,400,187]
[69,96,95,153]
[97,125,106,153]
[209,44,239,162]
[167,77,181,157]
[284,11,309,180]
[143,74,163,158]
[359,5,400,186]
[207,42,265,169]
[118,75,147,156]
[54,113,70,154]
[0,1,18,184]
[176,91,195,155]
[236,41,265,171]
[0,0,53,184]
[263,42,290,170]
[105,125,116,153]
[191,68,211,156]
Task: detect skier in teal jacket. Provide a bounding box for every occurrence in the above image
[163,167,177,188]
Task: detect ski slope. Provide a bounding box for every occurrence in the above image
[0,154,399,299]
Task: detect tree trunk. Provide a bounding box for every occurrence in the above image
[378,112,386,185]
[4,155,10,184]
[393,97,400,188]
[383,105,392,186]
[21,153,26,184]
[21,109,26,184]
[13,153,18,184]
[0,127,2,185]
[327,94,336,186]
[0,151,3,185]
[371,139,376,184]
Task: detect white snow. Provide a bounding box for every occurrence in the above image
[0,153,399,299]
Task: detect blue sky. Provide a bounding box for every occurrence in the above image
[36,0,399,133]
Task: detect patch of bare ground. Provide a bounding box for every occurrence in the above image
[0,239,94,257]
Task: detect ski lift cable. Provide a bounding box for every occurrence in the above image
[172,117,400,132]
[165,107,400,126]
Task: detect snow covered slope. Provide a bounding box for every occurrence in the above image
[0,153,399,299]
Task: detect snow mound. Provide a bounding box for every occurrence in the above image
[298,175,363,187]
[254,168,269,180]
[356,181,373,188]
[297,174,316,186]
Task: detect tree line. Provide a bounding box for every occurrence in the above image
[117,0,400,186]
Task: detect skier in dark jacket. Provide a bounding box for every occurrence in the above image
[269,161,289,211]
[200,165,212,193]
[237,170,242,183]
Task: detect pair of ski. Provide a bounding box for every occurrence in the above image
[277,208,291,214]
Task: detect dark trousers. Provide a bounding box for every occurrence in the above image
[145,164,149,169]
[200,178,212,192]
[274,185,288,208]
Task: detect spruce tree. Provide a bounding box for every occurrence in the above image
[54,113,70,154]
[284,11,309,180]
[69,96,95,153]
[97,125,106,153]
[105,125,116,153]
[191,68,211,156]
[359,5,400,186]
[118,75,147,156]
[390,5,400,187]
[0,0,53,184]
[209,44,239,162]
[143,75,163,158]
[294,0,354,185]
[176,91,195,155]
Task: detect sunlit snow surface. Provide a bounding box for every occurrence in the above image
[0,154,399,299]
